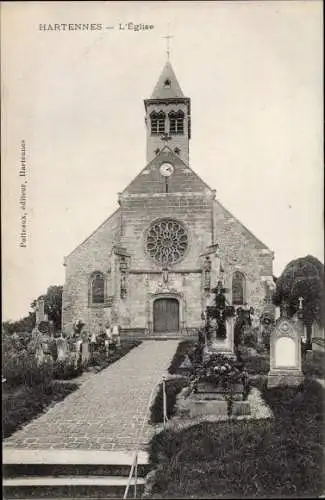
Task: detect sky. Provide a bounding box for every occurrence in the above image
[2,0,323,322]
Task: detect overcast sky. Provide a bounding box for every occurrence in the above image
[2,1,323,321]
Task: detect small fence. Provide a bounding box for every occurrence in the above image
[123,376,168,499]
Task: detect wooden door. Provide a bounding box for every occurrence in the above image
[153,298,179,332]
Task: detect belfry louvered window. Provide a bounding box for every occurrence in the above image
[232,271,245,305]
[169,111,184,135]
[150,111,165,135]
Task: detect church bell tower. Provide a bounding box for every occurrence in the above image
[144,61,191,165]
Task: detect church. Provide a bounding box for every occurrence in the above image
[62,61,274,337]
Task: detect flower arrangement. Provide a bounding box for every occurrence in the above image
[190,352,249,415]
[191,353,247,390]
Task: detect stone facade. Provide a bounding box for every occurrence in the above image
[62,61,274,337]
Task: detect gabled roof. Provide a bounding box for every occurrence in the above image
[214,198,273,252]
[150,61,185,99]
[121,146,213,196]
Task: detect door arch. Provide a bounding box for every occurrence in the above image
[153,298,179,333]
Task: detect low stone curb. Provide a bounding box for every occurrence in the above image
[152,386,273,435]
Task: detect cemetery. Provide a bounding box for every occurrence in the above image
[3,260,325,498]
[145,281,324,499]
[2,297,141,439]
[2,255,324,498]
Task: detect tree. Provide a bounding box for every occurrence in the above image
[2,285,63,336]
[2,313,35,336]
[31,285,63,332]
[273,255,324,347]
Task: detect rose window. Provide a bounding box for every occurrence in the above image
[146,219,189,265]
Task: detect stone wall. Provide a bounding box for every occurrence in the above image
[213,199,274,318]
[145,102,190,165]
[62,210,121,335]
[119,193,214,270]
[62,192,273,336]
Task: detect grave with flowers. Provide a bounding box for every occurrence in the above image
[176,281,251,418]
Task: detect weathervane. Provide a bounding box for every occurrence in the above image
[163,34,173,60]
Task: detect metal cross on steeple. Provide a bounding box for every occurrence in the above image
[163,34,173,60]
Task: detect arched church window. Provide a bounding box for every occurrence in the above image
[232,271,245,305]
[91,272,105,304]
[145,218,189,266]
[169,110,184,135]
[150,111,165,135]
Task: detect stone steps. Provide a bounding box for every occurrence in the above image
[3,476,145,499]
[3,449,149,499]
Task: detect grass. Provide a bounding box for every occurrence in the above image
[2,381,78,439]
[148,379,324,498]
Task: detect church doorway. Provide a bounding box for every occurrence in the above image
[153,298,179,333]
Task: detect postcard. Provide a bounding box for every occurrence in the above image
[2,2,324,499]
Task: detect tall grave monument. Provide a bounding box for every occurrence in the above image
[201,244,236,360]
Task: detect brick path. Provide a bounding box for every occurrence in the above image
[3,341,179,452]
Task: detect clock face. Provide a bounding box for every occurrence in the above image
[160,162,174,177]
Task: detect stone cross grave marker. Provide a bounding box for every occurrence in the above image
[35,298,45,325]
[267,315,304,388]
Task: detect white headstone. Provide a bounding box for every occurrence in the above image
[275,337,296,367]
[268,316,304,388]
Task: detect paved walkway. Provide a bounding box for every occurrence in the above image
[3,341,179,452]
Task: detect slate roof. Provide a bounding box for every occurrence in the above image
[150,61,186,99]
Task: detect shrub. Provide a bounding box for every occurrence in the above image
[3,350,53,388]
[3,381,78,438]
[168,340,195,375]
[150,376,190,424]
[302,351,325,378]
[242,326,258,348]
[53,353,82,380]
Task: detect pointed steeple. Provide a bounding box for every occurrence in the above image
[144,61,191,165]
[150,61,185,99]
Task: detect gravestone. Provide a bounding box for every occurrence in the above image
[56,336,69,362]
[267,315,304,388]
[35,298,45,325]
[81,340,90,366]
[34,331,45,366]
[74,339,83,369]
